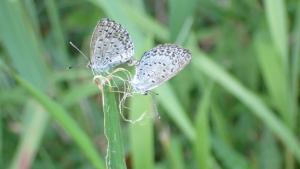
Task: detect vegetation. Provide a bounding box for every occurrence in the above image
[1,0,300,169]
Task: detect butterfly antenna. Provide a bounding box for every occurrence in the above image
[69,41,90,62]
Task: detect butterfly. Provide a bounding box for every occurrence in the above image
[88,18,135,76]
[130,44,192,94]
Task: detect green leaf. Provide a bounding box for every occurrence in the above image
[0,1,49,168]
[291,1,300,129]
[191,48,300,163]
[102,85,127,169]
[129,95,154,169]
[168,138,186,169]
[211,105,231,145]
[0,0,48,89]
[45,0,70,66]
[13,75,105,169]
[156,83,195,141]
[168,0,196,42]
[194,84,214,169]
[263,0,288,66]
[212,136,250,169]
[258,128,282,169]
[61,82,98,107]
[10,101,49,169]
[254,31,292,127]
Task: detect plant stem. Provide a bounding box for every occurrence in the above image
[102,85,127,169]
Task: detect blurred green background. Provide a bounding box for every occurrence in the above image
[1,0,300,169]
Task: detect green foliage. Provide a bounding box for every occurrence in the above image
[1,0,300,169]
[102,85,126,169]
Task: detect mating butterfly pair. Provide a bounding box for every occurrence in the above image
[89,18,191,94]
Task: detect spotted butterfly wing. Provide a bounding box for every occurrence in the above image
[131,44,191,93]
[89,18,134,75]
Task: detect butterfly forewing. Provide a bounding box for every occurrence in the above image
[131,44,191,93]
[90,18,134,74]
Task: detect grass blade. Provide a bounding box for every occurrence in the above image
[291,1,300,127]
[254,31,292,127]
[263,0,288,65]
[156,84,195,141]
[211,105,231,145]
[194,84,214,169]
[45,0,70,66]
[61,82,98,107]
[212,136,250,169]
[258,128,282,169]
[129,95,154,169]
[12,74,105,169]
[9,101,48,169]
[102,85,126,169]
[165,138,186,169]
[0,1,49,168]
[23,0,39,32]
[168,0,196,42]
[191,48,300,162]
[0,110,2,168]
[0,0,48,89]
